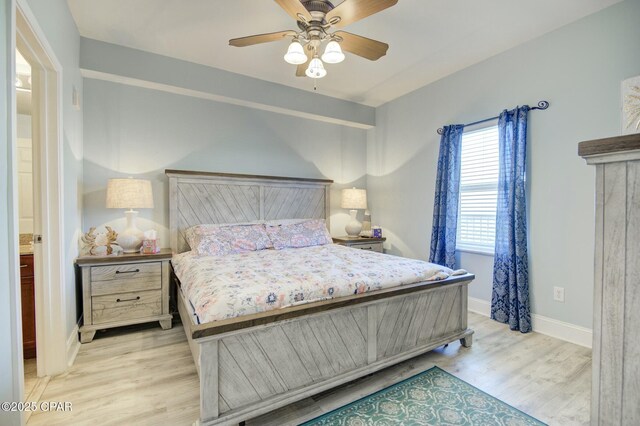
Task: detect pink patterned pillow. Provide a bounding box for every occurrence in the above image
[186,224,272,256]
[266,219,332,250]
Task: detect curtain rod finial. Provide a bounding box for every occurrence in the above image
[437,128,444,135]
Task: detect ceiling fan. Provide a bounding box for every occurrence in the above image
[229,0,398,79]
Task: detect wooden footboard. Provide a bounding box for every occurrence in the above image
[176,275,474,425]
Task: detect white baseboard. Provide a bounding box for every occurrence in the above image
[468,297,592,349]
[468,297,492,317]
[66,324,80,367]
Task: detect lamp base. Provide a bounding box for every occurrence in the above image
[116,210,144,253]
[345,210,362,237]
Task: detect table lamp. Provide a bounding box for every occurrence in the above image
[106,178,154,253]
[341,187,367,237]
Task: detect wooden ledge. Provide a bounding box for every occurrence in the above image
[165,169,334,184]
[75,248,173,265]
[183,273,475,340]
[333,236,387,243]
[578,133,640,157]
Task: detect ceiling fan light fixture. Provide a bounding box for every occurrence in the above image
[321,40,345,64]
[284,41,308,65]
[305,57,327,79]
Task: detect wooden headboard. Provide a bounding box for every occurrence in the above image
[166,170,333,253]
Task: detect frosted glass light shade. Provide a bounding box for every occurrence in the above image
[322,41,345,64]
[284,41,307,65]
[106,178,154,209]
[305,57,327,79]
[341,187,367,209]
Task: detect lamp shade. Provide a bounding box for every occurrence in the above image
[322,41,345,64]
[305,57,327,79]
[284,41,307,65]
[106,178,154,209]
[341,187,367,209]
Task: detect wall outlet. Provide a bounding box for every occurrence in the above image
[553,286,565,303]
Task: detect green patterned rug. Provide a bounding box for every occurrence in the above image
[301,367,545,426]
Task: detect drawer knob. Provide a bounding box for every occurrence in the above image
[116,296,141,303]
[115,269,140,274]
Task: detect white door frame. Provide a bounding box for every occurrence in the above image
[14,0,69,379]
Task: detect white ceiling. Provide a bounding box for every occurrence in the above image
[67,0,620,107]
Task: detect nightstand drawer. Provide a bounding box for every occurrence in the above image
[91,290,162,325]
[90,262,162,296]
[333,237,386,253]
[351,243,383,253]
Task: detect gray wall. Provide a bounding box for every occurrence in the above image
[82,79,368,243]
[367,0,640,329]
[80,38,375,129]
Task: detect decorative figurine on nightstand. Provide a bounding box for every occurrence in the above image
[80,226,123,256]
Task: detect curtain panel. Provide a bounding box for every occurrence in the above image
[429,124,464,269]
[491,106,532,333]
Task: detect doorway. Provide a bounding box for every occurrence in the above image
[15,47,42,404]
[11,1,70,412]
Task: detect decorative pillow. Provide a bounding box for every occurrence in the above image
[185,224,272,256]
[266,219,333,250]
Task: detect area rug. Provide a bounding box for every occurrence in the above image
[301,367,546,425]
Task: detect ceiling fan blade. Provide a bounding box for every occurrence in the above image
[229,30,295,47]
[274,0,313,22]
[326,0,398,29]
[335,31,388,61]
[295,45,314,77]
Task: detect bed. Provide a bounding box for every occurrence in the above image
[167,169,475,425]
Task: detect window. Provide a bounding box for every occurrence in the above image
[457,124,499,254]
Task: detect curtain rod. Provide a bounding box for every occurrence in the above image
[436,101,549,135]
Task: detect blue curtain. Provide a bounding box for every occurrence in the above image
[429,124,464,268]
[491,106,532,333]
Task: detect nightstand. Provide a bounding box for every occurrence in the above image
[76,249,173,343]
[333,236,386,253]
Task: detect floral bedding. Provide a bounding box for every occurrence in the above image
[172,244,459,325]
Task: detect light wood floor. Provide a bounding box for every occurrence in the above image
[27,312,591,426]
[23,358,38,400]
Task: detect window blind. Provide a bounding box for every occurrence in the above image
[457,125,499,253]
